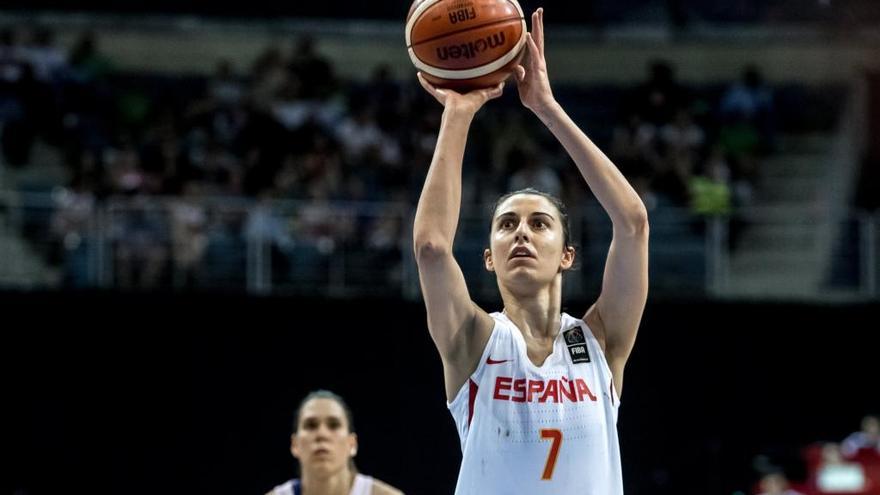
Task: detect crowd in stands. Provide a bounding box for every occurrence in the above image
[0,24,778,290]
[754,415,880,495]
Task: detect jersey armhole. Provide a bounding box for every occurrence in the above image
[447,316,502,409]
[576,316,622,406]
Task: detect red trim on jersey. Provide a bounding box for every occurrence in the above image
[468,379,478,426]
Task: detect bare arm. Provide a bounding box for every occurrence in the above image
[516,9,648,395]
[413,74,500,400]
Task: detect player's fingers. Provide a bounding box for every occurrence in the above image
[525,32,540,61]
[417,72,444,101]
[487,81,505,99]
[534,8,545,55]
[514,65,526,83]
[416,72,433,92]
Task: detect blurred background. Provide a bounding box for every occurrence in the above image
[2,1,878,494]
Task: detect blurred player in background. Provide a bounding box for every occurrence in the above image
[267,390,403,495]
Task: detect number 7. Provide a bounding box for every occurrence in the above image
[540,428,563,480]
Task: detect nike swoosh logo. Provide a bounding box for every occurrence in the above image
[486,357,510,365]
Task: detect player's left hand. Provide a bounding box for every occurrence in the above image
[515,8,555,115]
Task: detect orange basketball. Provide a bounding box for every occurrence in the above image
[406,0,526,92]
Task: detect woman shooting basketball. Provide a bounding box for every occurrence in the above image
[413,8,648,494]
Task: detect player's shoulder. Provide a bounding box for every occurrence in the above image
[370,478,405,495]
[265,479,294,495]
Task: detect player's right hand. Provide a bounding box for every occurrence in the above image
[417,72,504,115]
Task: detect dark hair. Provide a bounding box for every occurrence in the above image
[293,389,355,434]
[490,188,573,249]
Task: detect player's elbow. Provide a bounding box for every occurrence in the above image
[413,236,452,263]
[618,204,649,237]
[632,205,649,232]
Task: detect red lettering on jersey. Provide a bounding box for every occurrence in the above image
[512,379,527,402]
[492,376,598,404]
[527,380,544,402]
[493,376,512,400]
[560,377,577,402]
[575,378,597,402]
[540,379,559,403]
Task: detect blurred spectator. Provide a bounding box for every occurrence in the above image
[757,472,805,495]
[1,51,38,167]
[610,111,661,181]
[0,26,24,116]
[207,59,244,108]
[634,60,685,126]
[507,145,562,198]
[815,443,867,493]
[689,154,732,217]
[22,26,67,83]
[50,176,97,287]
[169,182,208,288]
[68,30,113,84]
[105,138,145,195]
[841,415,880,458]
[721,65,775,152]
[335,102,386,162]
[250,44,288,111]
[287,35,336,101]
[244,189,295,282]
[184,59,247,151]
[112,196,170,290]
[188,138,242,195]
[660,108,705,168]
[658,108,705,203]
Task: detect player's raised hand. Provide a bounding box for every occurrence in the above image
[515,8,555,114]
[417,72,505,115]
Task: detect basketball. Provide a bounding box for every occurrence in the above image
[405,0,527,92]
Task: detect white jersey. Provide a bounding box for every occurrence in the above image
[270,474,374,495]
[448,312,623,495]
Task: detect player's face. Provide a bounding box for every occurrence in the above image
[291,398,357,477]
[485,194,573,286]
[863,416,879,435]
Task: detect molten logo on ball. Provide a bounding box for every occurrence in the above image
[436,32,506,60]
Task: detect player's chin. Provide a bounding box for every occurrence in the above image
[499,266,541,283]
[307,456,340,472]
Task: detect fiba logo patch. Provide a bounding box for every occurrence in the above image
[563,326,590,364]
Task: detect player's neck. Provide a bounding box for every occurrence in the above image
[300,468,354,495]
[500,284,562,341]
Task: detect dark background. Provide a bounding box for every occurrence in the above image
[5,293,879,494]
[4,0,877,25]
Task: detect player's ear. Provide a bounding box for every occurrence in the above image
[290,433,301,459]
[561,246,575,271]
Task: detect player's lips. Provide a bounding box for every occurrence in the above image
[509,246,536,260]
[313,447,332,456]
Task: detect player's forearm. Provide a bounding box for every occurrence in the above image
[536,101,648,233]
[413,108,474,252]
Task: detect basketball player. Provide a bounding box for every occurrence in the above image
[267,390,403,495]
[413,8,648,494]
